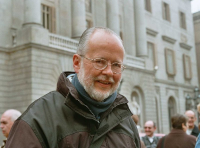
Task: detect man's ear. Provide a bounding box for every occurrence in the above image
[73,54,81,73]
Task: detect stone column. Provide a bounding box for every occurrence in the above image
[134,0,147,57]
[24,0,41,26]
[106,0,120,35]
[71,0,86,39]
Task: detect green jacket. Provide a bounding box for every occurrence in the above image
[6,72,141,148]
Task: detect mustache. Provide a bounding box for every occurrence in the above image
[94,75,115,83]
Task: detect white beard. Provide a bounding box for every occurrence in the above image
[78,62,120,102]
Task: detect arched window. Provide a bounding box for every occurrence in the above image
[168,97,177,130]
[130,87,145,130]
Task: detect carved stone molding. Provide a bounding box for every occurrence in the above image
[146,28,158,37]
[179,43,192,50]
[162,35,176,44]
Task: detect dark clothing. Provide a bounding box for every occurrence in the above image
[141,140,146,148]
[6,72,141,148]
[156,129,196,148]
[141,135,160,148]
[191,125,200,137]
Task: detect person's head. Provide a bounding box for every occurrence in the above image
[73,27,125,102]
[0,109,21,138]
[185,110,196,129]
[144,120,156,137]
[131,115,139,125]
[171,114,187,132]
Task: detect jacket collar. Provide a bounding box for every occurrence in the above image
[56,72,130,122]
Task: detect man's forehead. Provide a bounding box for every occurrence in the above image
[185,111,195,117]
[1,114,12,121]
[145,121,154,127]
[89,30,123,46]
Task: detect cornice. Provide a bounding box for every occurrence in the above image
[155,78,195,89]
[146,28,158,37]
[179,43,192,50]
[162,35,176,44]
[0,43,76,56]
[124,64,155,75]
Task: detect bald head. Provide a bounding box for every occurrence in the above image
[3,109,21,121]
[0,109,21,138]
[185,110,196,129]
[144,121,156,137]
[77,27,125,56]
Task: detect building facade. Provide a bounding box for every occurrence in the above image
[0,0,198,141]
[194,11,200,89]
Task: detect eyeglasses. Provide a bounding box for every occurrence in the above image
[80,55,126,74]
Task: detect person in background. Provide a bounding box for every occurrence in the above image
[141,121,160,148]
[194,103,200,148]
[0,109,21,148]
[132,115,146,148]
[156,114,196,148]
[185,110,199,137]
[5,27,141,148]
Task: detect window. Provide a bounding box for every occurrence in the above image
[180,11,186,29]
[85,0,92,13]
[86,20,93,29]
[183,54,192,79]
[145,0,152,12]
[168,97,176,130]
[85,0,93,29]
[41,4,56,33]
[148,42,155,64]
[162,2,170,21]
[119,15,123,40]
[165,48,176,76]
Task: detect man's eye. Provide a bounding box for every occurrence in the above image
[112,63,121,68]
[94,59,105,64]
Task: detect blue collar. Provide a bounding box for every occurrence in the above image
[71,74,117,119]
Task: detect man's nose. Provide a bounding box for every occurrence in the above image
[102,64,114,76]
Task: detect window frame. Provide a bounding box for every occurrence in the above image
[165,48,176,76]
[180,11,186,29]
[41,4,56,33]
[162,2,171,22]
[183,54,192,80]
[85,0,93,29]
[145,0,152,13]
[147,42,157,67]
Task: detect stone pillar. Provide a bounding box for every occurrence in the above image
[0,0,12,46]
[71,0,86,39]
[106,0,120,35]
[123,0,135,56]
[134,0,147,57]
[24,0,41,26]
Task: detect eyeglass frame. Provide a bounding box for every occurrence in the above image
[79,55,126,74]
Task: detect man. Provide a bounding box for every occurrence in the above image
[141,121,160,148]
[0,109,21,148]
[6,27,141,148]
[156,114,196,148]
[185,110,199,137]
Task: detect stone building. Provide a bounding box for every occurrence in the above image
[0,0,198,141]
[194,11,200,89]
